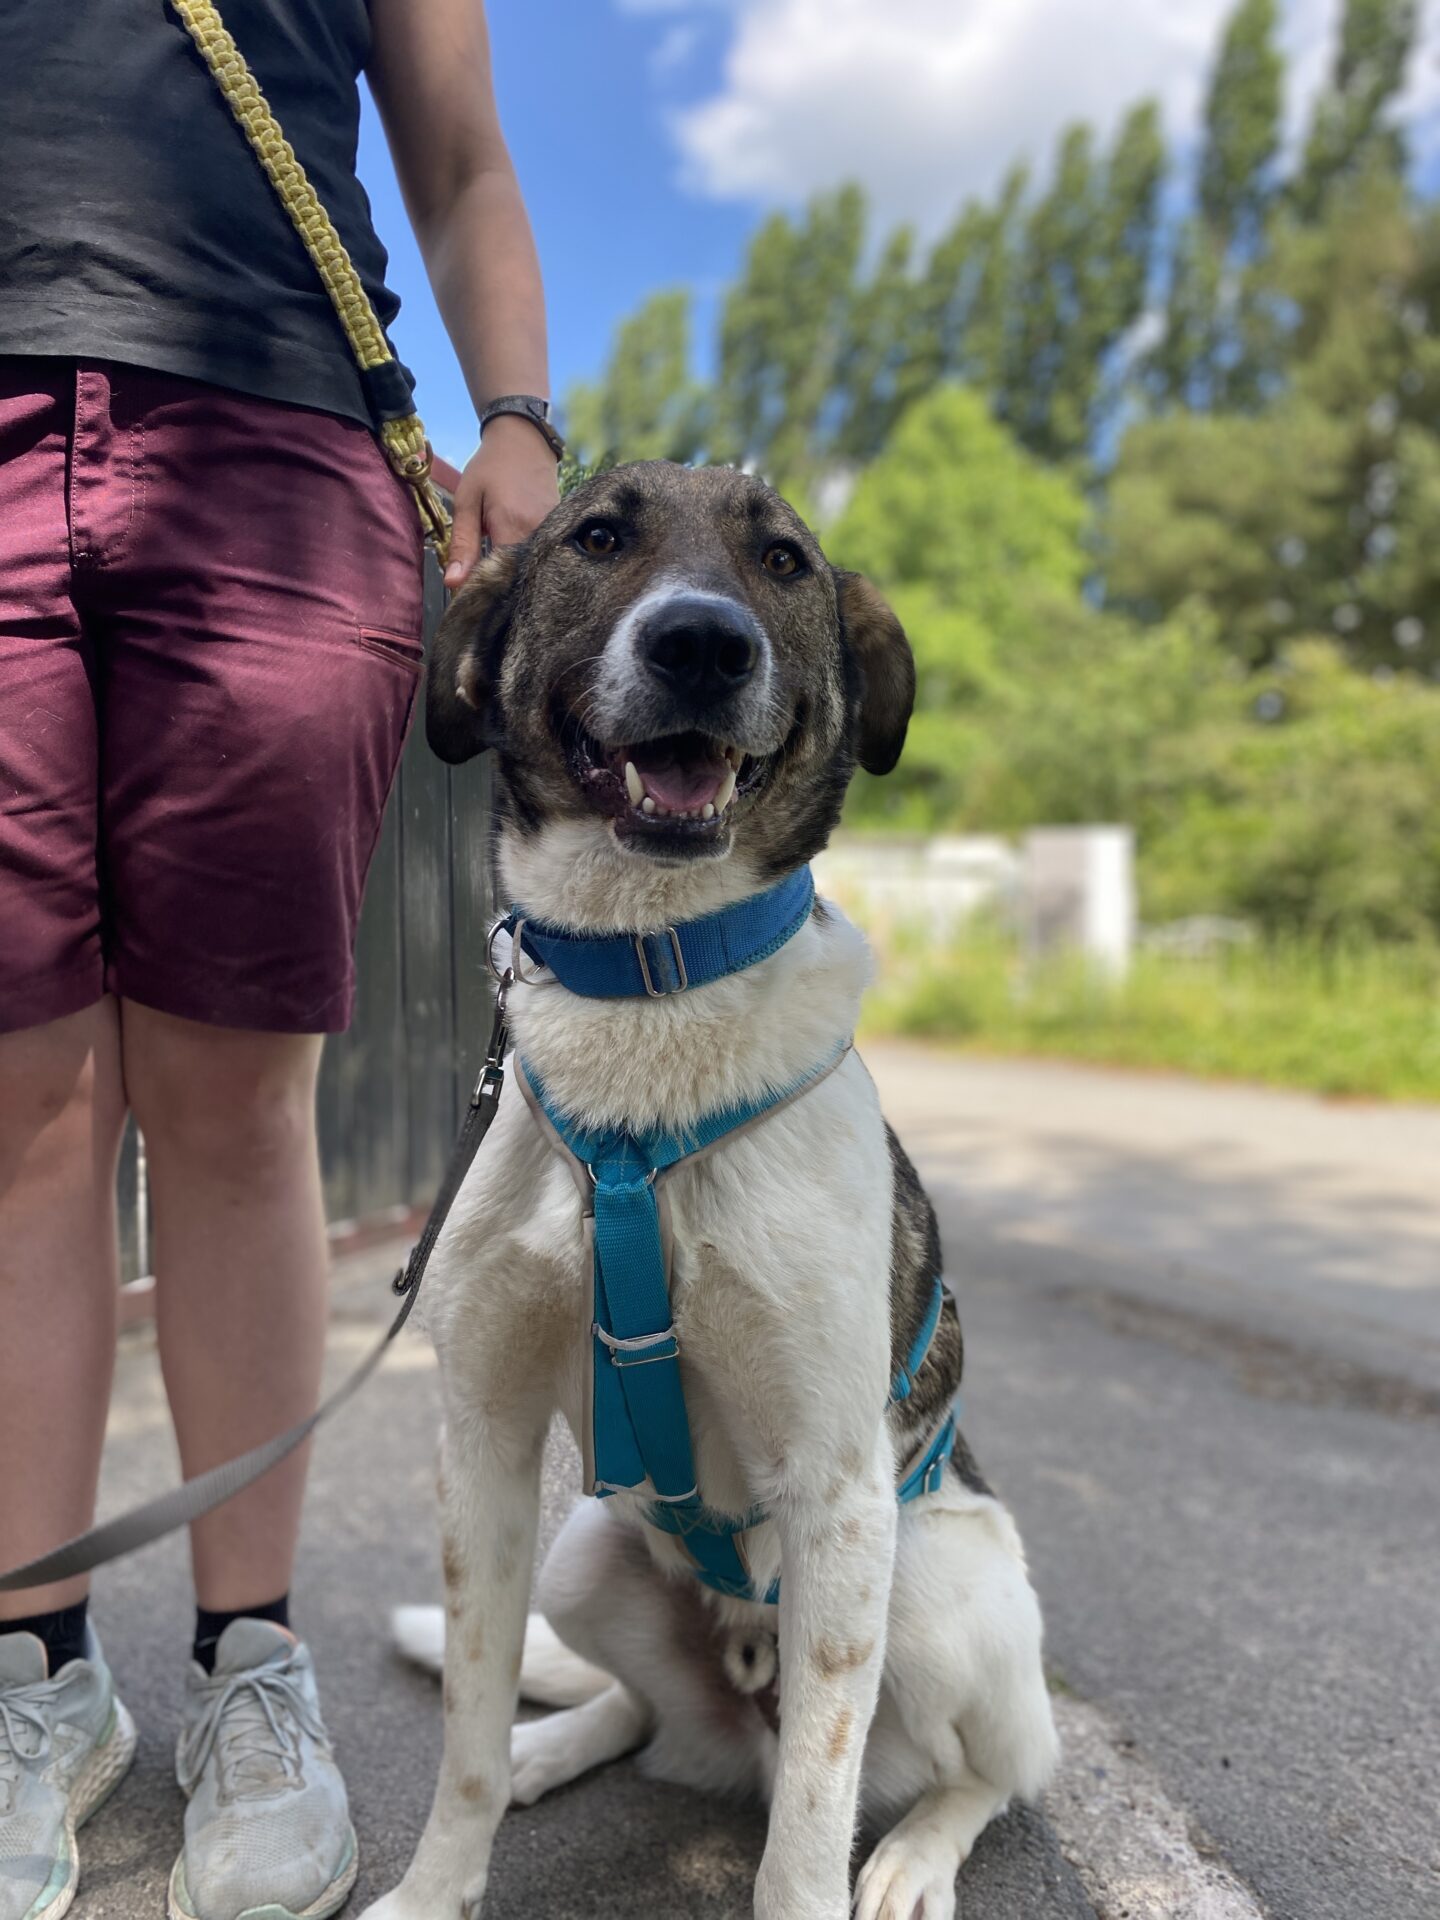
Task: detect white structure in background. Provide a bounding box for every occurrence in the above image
[814,825,1137,977]
[814,835,1022,942]
[1022,826,1136,978]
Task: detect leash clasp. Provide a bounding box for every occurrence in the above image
[471,971,512,1109]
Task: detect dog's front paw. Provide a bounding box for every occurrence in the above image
[509,1715,576,1806]
[852,1831,958,1920]
[356,1893,430,1920]
[359,1878,485,1920]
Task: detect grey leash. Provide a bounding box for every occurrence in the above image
[0,982,513,1596]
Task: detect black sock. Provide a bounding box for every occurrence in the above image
[2,1597,90,1672]
[192,1594,291,1674]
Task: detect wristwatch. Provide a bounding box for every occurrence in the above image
[477,394,566,461]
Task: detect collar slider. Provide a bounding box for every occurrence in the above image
[636,928,688,997]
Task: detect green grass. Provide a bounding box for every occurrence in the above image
[861,932,1440,1103]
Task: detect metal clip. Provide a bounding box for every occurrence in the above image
[593,1323,679,1368]
[470,971,512,1108]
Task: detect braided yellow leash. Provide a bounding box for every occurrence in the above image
[168,0,452,561]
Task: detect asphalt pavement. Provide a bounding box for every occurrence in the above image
[72,1046,1440,1919]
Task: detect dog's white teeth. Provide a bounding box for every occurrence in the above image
[641,796,657,816]
[702,802,716,821]
[716,765,737,813]
[624,760,644,807]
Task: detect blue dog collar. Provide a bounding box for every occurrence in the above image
[498,865,816,999]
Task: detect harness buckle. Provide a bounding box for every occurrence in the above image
[593,1323,679,1368]
[635,927,688,997]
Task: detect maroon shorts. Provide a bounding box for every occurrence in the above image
[0,358,425,1035]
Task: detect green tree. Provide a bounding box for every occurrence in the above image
[1149,0,1283,410]
[827,387,1094,824]
[1295,0,1418,219]
[833,224,918,463]
[1003,105,1164,459]
[900,167,1028,416]
[565,289,706,466]
[715,186,864,483]
[1111,169,1440,673]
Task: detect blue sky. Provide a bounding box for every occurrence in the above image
[357,0,1440,467]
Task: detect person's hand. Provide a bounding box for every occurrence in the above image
[444,414,560,588]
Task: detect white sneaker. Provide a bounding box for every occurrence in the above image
[170,1620,358,1920]
[0,1624,136,1920]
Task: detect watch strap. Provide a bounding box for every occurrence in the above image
[478,394,566,461]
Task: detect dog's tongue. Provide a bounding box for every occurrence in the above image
[630,737,729,812]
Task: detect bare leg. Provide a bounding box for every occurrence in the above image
[121,1002,328,1611]
[0,1001,127,1619]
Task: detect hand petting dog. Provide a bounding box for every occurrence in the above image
[443,415,560,589]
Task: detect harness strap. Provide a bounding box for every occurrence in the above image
[523,1046,850,1599]
[892,1276,946,1403]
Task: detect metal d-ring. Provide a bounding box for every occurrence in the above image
[485,915,556,987]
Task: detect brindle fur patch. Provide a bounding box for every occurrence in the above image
[883,1125,993,1495]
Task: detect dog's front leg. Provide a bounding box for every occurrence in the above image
[757,1433,897,1920]
[361,1404,546,1920]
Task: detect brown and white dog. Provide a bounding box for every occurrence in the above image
[361,462,1058,1920]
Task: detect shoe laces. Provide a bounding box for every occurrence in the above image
[183,1656,327,1802]
[0,1681,59,1814]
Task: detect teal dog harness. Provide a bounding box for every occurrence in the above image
[509,868,958,1606]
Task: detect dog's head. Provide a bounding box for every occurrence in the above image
[428,461,913,899]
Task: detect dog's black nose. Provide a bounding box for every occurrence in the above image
[642,596,761,700]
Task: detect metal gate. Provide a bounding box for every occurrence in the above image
[118,555,495,1279]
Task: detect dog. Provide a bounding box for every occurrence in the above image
[360,461,1058,1920]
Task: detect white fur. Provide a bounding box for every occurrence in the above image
[361,804,1057,1920]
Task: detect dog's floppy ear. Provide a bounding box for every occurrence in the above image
[835,570,916,776]
[426,545,523,763]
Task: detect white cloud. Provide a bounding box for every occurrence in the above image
[619,0,1440,234]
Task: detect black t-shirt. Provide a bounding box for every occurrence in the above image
[0,0,411,424]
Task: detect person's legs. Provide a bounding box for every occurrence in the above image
[120,1003,329,1615]
[0,1001,127,1621]
[79,363,423,1919]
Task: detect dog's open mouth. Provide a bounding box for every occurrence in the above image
[561,716,771,842]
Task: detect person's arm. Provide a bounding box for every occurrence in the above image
[368,0,557,585]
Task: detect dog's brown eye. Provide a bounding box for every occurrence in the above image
[763,543,802,578]
[577,522,620,556]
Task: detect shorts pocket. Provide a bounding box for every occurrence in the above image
[356,625,424,672]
